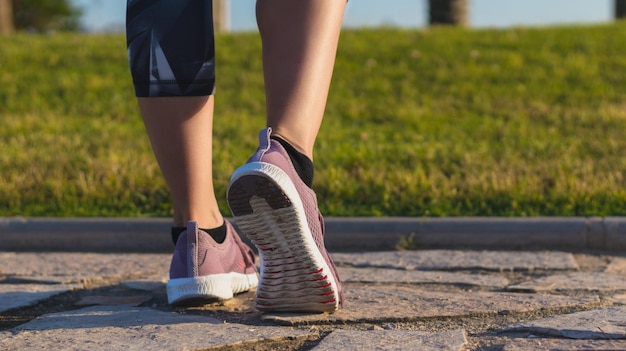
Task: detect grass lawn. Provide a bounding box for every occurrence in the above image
[2,23,626,217]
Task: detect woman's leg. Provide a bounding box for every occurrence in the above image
[137,96,222,229]
[126,0,258,306]
[126,0,221,229]
[226,0,347,313]
[256,0,346,159]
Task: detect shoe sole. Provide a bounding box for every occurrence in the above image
[167,272,259,305]
[228,162,340,313]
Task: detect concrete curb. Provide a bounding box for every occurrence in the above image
[2,217,626,252]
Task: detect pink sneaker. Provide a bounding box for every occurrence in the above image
[227,128,343,313]
[166,221,258,305]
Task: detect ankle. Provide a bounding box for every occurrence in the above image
[171,220,227,245]
[173,211,224,229]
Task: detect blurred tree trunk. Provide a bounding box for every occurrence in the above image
[429,0,468,26]
[616,0,626,20]
[0,0,14,34]
[213,0,229,33]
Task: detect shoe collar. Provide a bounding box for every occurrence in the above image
[249,127,272,162]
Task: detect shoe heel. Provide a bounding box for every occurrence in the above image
[228,167,340,313]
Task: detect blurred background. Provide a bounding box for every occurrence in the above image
[0,0,622,34]
[2,0,626,218]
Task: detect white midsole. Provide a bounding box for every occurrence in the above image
[167,272,258,304]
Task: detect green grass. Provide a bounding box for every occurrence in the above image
[2,23,626,217]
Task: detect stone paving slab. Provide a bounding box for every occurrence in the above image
[120,276,167,292]
[338,267,509,288]
[502,338,626,351]
[0,305,315,351]
[0,252,170,283]
[1,249,620,350]
[0,283,83,312]
[503,307,626,339]
[331,250,579,272]
[506,272,626,293]
[1,275,81,285]
[311,329,468,351]
[262,285,600,325]
[606,293,626,305]
[604,257,626,275]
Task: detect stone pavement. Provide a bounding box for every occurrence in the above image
[2,249,626,350]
